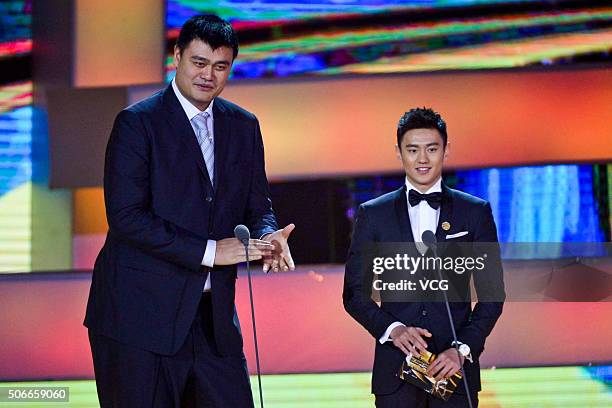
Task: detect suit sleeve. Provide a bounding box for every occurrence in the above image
[104,109,206,271]
[457,202,505,356]
[245,118,278,239]
[343,205,397,339]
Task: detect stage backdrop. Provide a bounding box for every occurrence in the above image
[48,68,612,187]
[0,268,611,380]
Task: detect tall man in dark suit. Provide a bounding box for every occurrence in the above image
[84,15,295,407]
[343,108,504,407]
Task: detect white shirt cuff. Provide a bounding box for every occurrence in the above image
[202,240,216,267]
[379,321,405,344]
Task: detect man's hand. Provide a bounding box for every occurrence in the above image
[426,347,464,381]
[390,326,432,357]
[214,238,274,266]
[262,224,295,272]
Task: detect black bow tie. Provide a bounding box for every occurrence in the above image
[408,189,442,209]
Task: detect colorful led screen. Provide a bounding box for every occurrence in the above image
[0,0,31,60]
[454,164,609,243]
[349,164,611,246]
[0,82,32,273]
[0,1,32,273]
[166,1,612,80]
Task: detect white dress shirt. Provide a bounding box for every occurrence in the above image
[172,78,216,291]
[378,177,442,343]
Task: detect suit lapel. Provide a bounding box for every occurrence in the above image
[162,85,214,191]
[435,182,453,243]
[212,100,231,193]
[394,186,414,243]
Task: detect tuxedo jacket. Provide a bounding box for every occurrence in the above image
[343,184,504,396]
[84,85,278,357]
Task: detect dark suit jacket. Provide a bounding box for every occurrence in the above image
[343,184,504,396]
[84,85,278,357]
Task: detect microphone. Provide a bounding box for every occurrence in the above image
[421,230,437,253]
[234,224,250,246]
[421,230,473,408]
[233,224,265,408]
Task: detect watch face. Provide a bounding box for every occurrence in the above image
[459,344,470,356]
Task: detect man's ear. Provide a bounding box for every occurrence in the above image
[173,45,181,67]
[395,144,402,161]
[443,142,450,160]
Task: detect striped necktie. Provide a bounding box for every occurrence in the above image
[191,111,214,184]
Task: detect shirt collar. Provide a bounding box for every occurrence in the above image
[405,177,442,195]
[171,77,214,121]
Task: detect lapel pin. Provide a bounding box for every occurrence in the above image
[442,221,451,231]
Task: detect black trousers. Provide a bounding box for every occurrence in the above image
[89,294,254,408]
[376,383,478,408]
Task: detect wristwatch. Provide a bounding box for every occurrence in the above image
[451,341,473,363]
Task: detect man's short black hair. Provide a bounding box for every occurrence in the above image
[176,14,239,60]
[397,107,448,148]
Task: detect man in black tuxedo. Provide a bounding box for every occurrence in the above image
[343,108,504,407]
[84,15,295,407]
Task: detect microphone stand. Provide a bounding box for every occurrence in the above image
[242,241,265,408]
[426,238,474,408]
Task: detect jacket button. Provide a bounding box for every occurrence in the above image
[206,196,213,202]
[422,310,428,316]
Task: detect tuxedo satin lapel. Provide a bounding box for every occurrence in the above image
[212,100,230,192]
[394,186,413,242]
[435,182,454,243]
[162,86,213,189]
